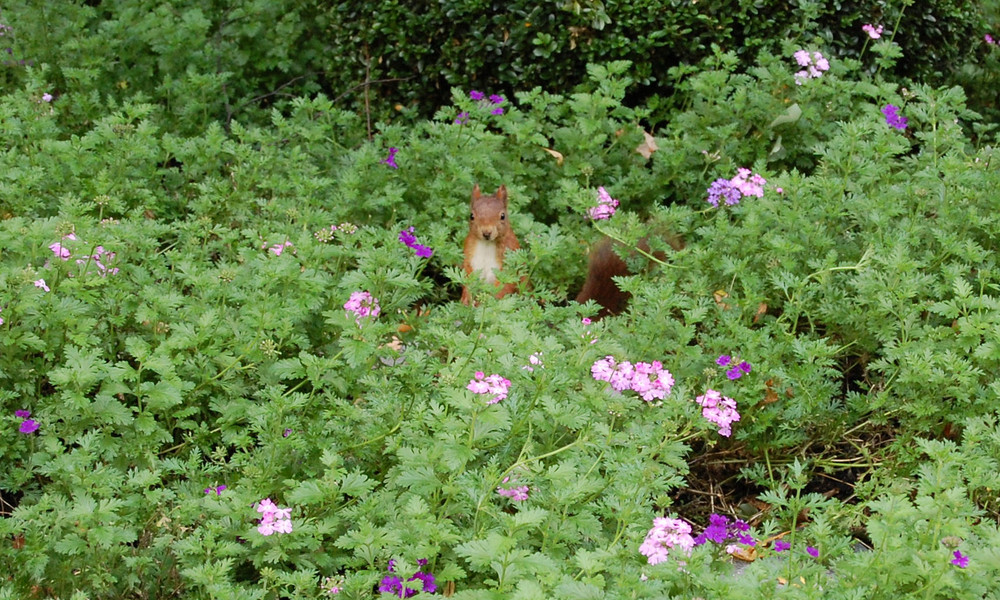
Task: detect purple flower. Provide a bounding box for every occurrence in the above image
[951,549,969,568]
[408,571,437,593]
[34,279,50,292]
[19,419,39,434]
[706,178,741,207]
[470,90,485,101]
[986,34,996,45]
[490,107,504,116]
[882,104,908,131]
[283,428,293,437]
[806,546,819,558]
[379,575,404,596]
[204,485,227,495]
[454,111,469,125]
[15,410,30,418]
[489,94,504,105]
[716,355,732,366]
[42,92,53,103]
[738,361,751,374]
[398,226,434,258]
[774,539,791,552]
[381,147,399,169]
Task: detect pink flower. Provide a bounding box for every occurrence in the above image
[42,92,53,102]
[862,23,883,39]
[696,389,740,437]
[256,498,293,536]
[639,517,695,565]
[269,241,293,256]
[49,242,71,260]
[467,371,511,404]
[588,186,619,220]
[497,485,530,501]
[522,352,544,372]
[33,279,49,292]
[19,419,39,434]
[793,50,811,66]
[591,356,617,382]
[344,291,380,325]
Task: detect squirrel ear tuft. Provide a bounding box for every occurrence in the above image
[471,184,482,201]
[496,185,508,203]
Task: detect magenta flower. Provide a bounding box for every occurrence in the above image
[344,291,380,325]
[588,186,619,220]
[19,419,39,434]
[42,92,53,102]
[774,539,791,552]
[33,279,49,292]
[716,355,732,366]
[469,90,485,101]
[639,517,695,565]
[489,94,504,105]
[592,356,673,401]
[862,24,883,39]
[806,546,819,558]
[381,147,399,169]
[985,34,996,45]
[454,111,469,125]
[15,410,30,418]
[398,226,434,258]
[951,549,969,568]
[379,559,437,597]
[204,485,227,495]
[490,107,504,116]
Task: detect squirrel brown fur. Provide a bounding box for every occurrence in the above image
[576,233,684,319]
[461,184,522,305]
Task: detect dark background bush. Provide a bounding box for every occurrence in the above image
[2,0,994,134]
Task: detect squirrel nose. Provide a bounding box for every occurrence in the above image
[482,231,494,241]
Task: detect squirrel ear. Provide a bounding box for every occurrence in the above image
[496,185,508,203]
[471,184,481,201]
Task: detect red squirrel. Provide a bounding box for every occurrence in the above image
[576,233,684,318]
[461,184,523,304]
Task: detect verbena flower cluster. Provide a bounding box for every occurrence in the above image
[379,559,437,598]
[985,33,998,46]
[256,498,293,536]
[793,50,830,84]
[716,355,752,380]
[587,186,619,220]
[591,356,675,402]
[882,104,908,131]
[467,371,511,404]
[344,291,380,325]
[496,475,529,501]
[706,168,766,207]
[522,352,543,372]
[49,233,120,277]
[15,409,38,434]
[639,517,695,565]
[455,90,506,124]
[695,389,740,437]
[862,23,883,39]
[398,226,433,258]
[382,147,399,169]
[694,513,755,555]
[264,240,293,256]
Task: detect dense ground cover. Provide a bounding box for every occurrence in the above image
[2,3,1000,599]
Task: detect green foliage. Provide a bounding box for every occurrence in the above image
[3,9,1000,598]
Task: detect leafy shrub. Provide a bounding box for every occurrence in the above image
[3,18,1000,600]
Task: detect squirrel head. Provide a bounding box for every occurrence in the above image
[469,184,509,242]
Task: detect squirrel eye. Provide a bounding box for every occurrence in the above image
[500,212,506,220]
[469,213,474,220]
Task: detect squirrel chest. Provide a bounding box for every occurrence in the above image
[467,238,503,285]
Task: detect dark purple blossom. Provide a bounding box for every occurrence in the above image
[774,539,791,552]
[469,90,484,101]
[806,546,819,558]
[15,410,30,418]
[19,419,39,434]
[951,549,969,568]
[454,111,469,125]
[882,105,908,131]
[381,147,399,169]
[398,226,434,258]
